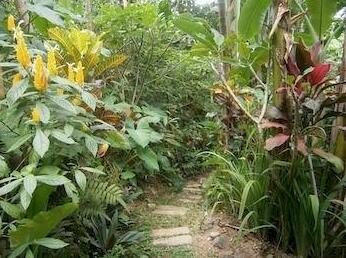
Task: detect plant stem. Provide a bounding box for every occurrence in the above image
[308,154,318,196]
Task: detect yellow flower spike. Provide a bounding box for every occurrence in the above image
[15,34,31,68]
[7,15,15,32]
[75,61,84,86]
[31,107,40,123]
[47,50,57,75]
[67,63,75,82]
[56,88,64,96]
[12,73,22,86]
[33,55,48,92]
[72,96,82,106]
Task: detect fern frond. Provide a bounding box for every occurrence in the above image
[94,55,127,78]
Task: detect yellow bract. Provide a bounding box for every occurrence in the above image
[72,96,82,106]
[75,61,84,86]
[47,50,57,75]
[7,15,15,32]
[31,107,40,123]
[12,73,22,86]
[68,63,75,82]
[33,55,48,92]
[56,88,64,96]
[15,33,31,68]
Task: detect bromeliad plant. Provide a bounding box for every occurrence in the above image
[262,41,344,173]
[0,17,118,257]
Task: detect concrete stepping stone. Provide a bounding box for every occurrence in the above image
[153,235,192,246]
[184,187,202,193]
[181,194,202,200]
[151,227,190,238]
[179,198,199,204]
[186,183,201,188]
[152,205,188,216]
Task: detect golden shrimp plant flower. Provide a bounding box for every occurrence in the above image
[75,61,84,86]
[33,55,48,92]
[7,15,15,32]
[12,73,22,86]
[15,33,31,68]
[47,50,57,75]
[68,63,75,82]
[31,107,40,123]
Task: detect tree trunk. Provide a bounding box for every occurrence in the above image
[14,0,29,27]
[84,0,93,30]
[272,0,289,111]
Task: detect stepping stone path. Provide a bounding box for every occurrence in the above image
[151,180,203,247]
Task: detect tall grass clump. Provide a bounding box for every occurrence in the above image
[204,128,346,258]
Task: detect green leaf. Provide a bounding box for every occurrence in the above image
[10,203,78,247]
[85,136,98,157]
[80,166,105,175]
[24,175,37,196]
[238,180,255,220]
[127,129,150,148]
[312,148,344,172]
[238,0,271,40]
[81,91,96,111]
[8,244,29,258]
[7,134,33,153]
[137,148,159,171]
[33,128,50,158]
[20,189,31,210]
[306,0,338,38]
[25,248,34,258]
[309,194,319,229]
[34,238,69,249]
[0,201,23,219]
[36,103,50,124]
[0,158,10,177]
[104,131,130,150]
[36,175,70,186]
[74,170,86,191]
[121,171,136,180]
[52,130,76,144]
[27,4,64,27]
[50,96,77,114]
[0,179,23,196]
[26,185,54,218]
[6,79,29,106]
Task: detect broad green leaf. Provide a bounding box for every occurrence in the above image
[0,179,23,196]
[104,131,130,150]
[74,170,86,190]
[0,158,10,177]
[137,148,159,171]
[26,185,54,218]
[37,166,60,175]
[34,238,69,249]
[33,128,50,158]
[238,0,271,40]
[121,171,136,180]
[64,182,79,203]
[8,244,29,258]
[36,175,70,186]
[85,136,98,157]
[52,130,76,144]
[24,175,37,196]
[6,79,29,106]
[81,91,96,111]
[127,129,150,148]
[7,134,33,153]
[80,166,105,175]
[36,103,50,124]
[0,201,23,219]
[64,124,74,136]
[50,96,77,114]
[20,189,31,210]
[312,148,344,173]
[27,4,64,27]
[306,0,338,38]
[10,203,78,247]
